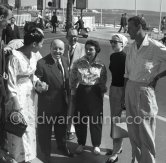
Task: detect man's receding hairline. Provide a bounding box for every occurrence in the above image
[50,39,64,48]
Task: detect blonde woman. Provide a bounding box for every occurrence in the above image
[106,34,128,163]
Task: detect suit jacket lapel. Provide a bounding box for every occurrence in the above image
[61,56,69,80]
[70,43,81,68]
[47,54,63,84]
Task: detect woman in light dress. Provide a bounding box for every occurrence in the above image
[6,27,44,163]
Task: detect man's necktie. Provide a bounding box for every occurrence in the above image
[57,59,65,85]
[69,46,74,65]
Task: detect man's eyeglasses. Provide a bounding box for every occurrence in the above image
[69,36,77,39]
[109,40,122,44]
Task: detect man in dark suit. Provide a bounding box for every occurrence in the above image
[118,13,128,33]
[35,39,73,163]
[51,11,58,33]
[2,16,20,44]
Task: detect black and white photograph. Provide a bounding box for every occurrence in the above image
[0,0,166,163]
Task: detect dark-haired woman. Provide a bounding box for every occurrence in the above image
[6,28,44,163]
[70,40,107,155]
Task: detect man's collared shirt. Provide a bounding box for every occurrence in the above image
[124,35,166,83]
[70,56,107,94]
[11,24,14,30]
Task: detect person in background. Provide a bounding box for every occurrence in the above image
[74,16,84,34]
[65,28,85,68]
[105,34,128,163]
[125,16,166,163]
[70,40,107,155]
[2,16,20,44]
[51,11,58,33]
[118,13,127,33]
[6,27,44,163]
[35,17,44,30]
[64,28,85,140]
[0,4,13,149]
[35,39,73,163]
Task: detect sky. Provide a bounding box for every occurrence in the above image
[87,0,166,12]
[7,0,166,12]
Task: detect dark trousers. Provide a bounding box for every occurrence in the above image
[74,84,103,147]
[52,25,56,33]
[118,25,127,33]
[0,96,6,148]
[37,114,67,157]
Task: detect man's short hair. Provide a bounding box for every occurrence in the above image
[128,16,147,30]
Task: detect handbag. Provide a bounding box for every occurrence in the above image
[111,110,128,139]
[4,111,27,137]
[0,148,17,163]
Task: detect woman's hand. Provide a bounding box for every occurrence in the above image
[12,96,22,112]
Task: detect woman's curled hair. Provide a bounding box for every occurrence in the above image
[85,40,101,53]
[24,27,44,46]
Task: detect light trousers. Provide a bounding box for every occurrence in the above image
[125,80,157,163]
[109,86,123,154]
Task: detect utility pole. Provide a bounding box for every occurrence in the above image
[135,0,137,16]
[158,0,163,35]
[66,0,74,32]
[62,0,65,23]
[101,8,102,26]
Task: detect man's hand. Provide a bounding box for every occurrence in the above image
[36,81,49,93]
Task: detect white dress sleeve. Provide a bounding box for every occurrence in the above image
[32,51,42,87]
[8,55,19,98]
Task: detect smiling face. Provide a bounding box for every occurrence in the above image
[85,44,97,62]
[110,35,123,52]
[50,39,65,60]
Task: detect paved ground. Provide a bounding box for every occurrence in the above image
[30,27,166,163]
[32,98,166,163]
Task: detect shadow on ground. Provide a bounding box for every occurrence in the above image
[37,139,111,163]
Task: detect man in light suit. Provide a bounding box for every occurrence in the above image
[2,16,20,44]
[64,28,85,140]
[35,39,73,163]
[65,28,85,69]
